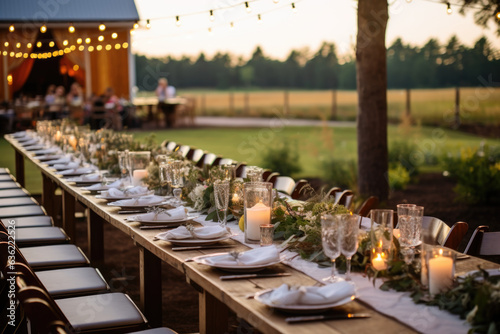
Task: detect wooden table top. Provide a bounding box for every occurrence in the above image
[6,134,499,334]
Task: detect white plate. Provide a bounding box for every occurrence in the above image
[458,268,500,281]
[31,148,60,155]
[193,253,281,273]
[159,233,229,245]
[36,154,64,162]
[58,168,95,177]
[98,192,156,201]
[65,176,103,185]
[24,145,46,151]
[254,289,355,313]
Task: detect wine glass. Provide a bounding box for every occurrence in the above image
[118,150,131,186]
[159,161,171,198]
[170,160,184,206]
[213,180,230,227]
[339,214,360,281]
[321,214,341,283]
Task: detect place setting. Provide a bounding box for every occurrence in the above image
[126,206,198,226]
[153,222,231,245]
[96,185,154,200]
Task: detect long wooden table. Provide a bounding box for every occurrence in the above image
[6,134,499,334]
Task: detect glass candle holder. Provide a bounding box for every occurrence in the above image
[428,247,455,295]
[244,182,273,243]
[129,151,151,186]
[246,166,263,182]
[370,209,394,271]
[260,224,274,247]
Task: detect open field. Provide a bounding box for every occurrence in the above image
[137,87,500,125]
[3,124,499,195]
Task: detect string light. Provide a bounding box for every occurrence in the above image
[88,46,94,52]
[115,43,121,49]
[37,41,42,48]
[258,14,262,23]
[99,23,106,31]
[291,3,297,13]
[98,35,104,42]
[49,41,55,47]
[133,22,139,29]
[496,7,500,20]
[85,37,91,44]
[3,42,8,47]
[146,19,151,29]
[27,43,32,48]
[273,0,279,3]
[230,21,234,29]
[111,32,118,39]
[76,38,82,44]
[245,2,251,13]
[9,24,15,32]
[446,2,452,14]
[209,10,215,21]
[16,42,21,48]
[176,15,181,27]
[40,24,47,33]
[73,65,79,71]
[122,42,129,48]
[96,45,103,51]
[78,45,84,51]
[68,24,75,33]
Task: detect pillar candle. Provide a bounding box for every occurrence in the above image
[371,253,387,271]
[428,254,454,295]
[132,169,148,186]
[246,202,270,241]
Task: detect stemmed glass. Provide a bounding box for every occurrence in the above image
[159,162,172,198]
[339,214,361,281]
[170,160,184,206]
[118,150,131,186]
[321,214,342,283]
[213,180,230,227]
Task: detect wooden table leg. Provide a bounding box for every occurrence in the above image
[87,210,104,266]
[139,247,162,327]
[62,190,76,241]
[14,149,25,187]
[199,290,229,334]
[42,174,59,225]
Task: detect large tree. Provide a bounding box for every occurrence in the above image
[355,0,500,201]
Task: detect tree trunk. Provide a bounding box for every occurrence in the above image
[356,0,389,201]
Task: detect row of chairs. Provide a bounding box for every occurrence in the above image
[0,168,176,334]
[162,140,377,214]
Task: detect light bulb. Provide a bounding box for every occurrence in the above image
[146,19,151,29]
[69,24,75,33]
[3,42,8,47]
[291,3,297,13]
[37,41,42,48]
[49,41,55,47]
[209,10,215,21]
[446,3,452,14]
[258,14,262,23]
[112,32,118,39]
[9,24,15,32]
[245,2,251,13]
[98,35,104,42]
[77,38,82,44]
[63,40,68,46]
[133,22,139,29]
[40,25,47,33]
[16,43,21,48]
[85,38,91,44]
[99,23,106,31]
[176,16,181,27]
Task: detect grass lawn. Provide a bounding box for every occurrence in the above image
[2,124,499,195]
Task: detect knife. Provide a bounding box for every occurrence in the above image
[286,313,371,324]
[220,273,291,280]
[140,225,179,230]
[172,245,234,251]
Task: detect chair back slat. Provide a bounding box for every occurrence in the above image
[356,196,379,217]
[479,231,500,256]
[273,176,295,196]
[443,221,469,250]
[464,225,490,255]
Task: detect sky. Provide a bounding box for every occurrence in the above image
[131,0,499,60]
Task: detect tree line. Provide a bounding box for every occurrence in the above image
[135,35,499,91]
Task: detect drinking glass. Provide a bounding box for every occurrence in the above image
[398,204,424,264]
[220,164,236,181]
[159,162,171,197]
[246,166,263,182]
[243,182,273,243]
[397,204,416,228]
[321,214,341,283]
[129,151,151,186]
[339,214,360,281]
[170,160,185,206]
[213,180,230,227]
[118,150,131,185]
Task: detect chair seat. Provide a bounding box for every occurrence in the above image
[56,292,146,331]
[0,205,45,218]
[0,197,37,207]
[36,267,109,298]
[129,328,178,334]
[15,227,69,246]
[20,244,89,270]
[0,168,9,175]
[0,188,30,198]
[0,174,15,182]
[0,181,21,190]
[2,215,52,228]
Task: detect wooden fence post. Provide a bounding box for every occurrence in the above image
[454,87,460,128]
[201,94,206,115]
[229,91,234,115]
[331,89,337,120]
[244,92,249,115]
[405,88,411,117]
[284,90,289,116]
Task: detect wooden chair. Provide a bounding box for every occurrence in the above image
[442,221,469,250]
[355,196,379,217]
[290,179,310,200]
[89,106,112,130]
[189,148,204,164]
[464,226,497,256]
[272,176,296,196]
[266,172,280,185]
[218,158,234,165]
[178,145,190,157]
[165,141,178,152]
[324,187,342,201]
[336,189,354,209]
[261,169,272,182]
[235,163,247,178]
[422,217,469,251]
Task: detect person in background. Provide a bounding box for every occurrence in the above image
[48,85,65,119]
[66,82,83,107]
[155,77,176,128]
[44,84,56,106]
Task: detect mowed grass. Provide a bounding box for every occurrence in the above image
[138,87,500,125]
[2,124,499,195]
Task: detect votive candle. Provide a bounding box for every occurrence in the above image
[246,202,271,241]
[428,248,454,295]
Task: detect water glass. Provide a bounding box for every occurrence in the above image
[339,214,360,281]
[399,205,424,248]
[170,160,185,206]
[321,214,341,283]
[220,164,236,181]
[213,180,230,227]
[244,182,273,243]
[129,151,151,186]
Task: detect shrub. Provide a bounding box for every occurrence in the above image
[388,164,411,190]
[260,140,302,177]
[320,158,357,190]
[442,144,500,203]
[388,140,420,177]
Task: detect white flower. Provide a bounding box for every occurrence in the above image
[188,184,207,211]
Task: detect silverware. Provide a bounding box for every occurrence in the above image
[286,313,371,324]
[140,225,179,230]
[220,273,291,280]
[172,245,234,251]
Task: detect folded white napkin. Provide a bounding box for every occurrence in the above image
[106,186,150,198]
[46,156,72,165]
[156,224,228,240]
[203,245,280,266]
[33,148,61,155]
[110,195,164,207]
[24,144,45,151]
[83,180,122,191]
[80,173,101,182]
[132,206,188,223]
[21,139,39,146]
[53,162,80,170]
[59,167,94,175]
[266,281,355,306]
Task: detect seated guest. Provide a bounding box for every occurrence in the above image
[66,82,83,107]
[156,78,176,128]
[48,85,66,119]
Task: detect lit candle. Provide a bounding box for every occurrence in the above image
[68,135,77,150]
[428,249,454,295]
[371,253,387,271]
[55,130,62,142]
[246,202,270,241]
[232,193,239,203]
[132,169,148,186]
